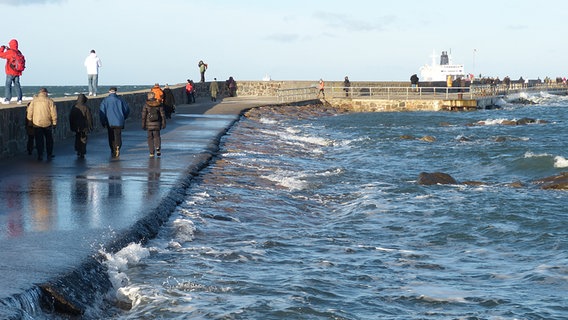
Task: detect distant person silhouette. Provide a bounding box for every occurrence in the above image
[317,78,325,98]
[343,76,351,97]
[198,60,208,82]
[162,84,176,119]
[210,78,219,101]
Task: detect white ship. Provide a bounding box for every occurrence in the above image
[419,50,465,82]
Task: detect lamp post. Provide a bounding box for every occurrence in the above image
[473,48,477,78]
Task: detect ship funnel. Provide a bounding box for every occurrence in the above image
[440,51,449,65]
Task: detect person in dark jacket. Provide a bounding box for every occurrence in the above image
[141,91,166,157]
[25,101,34,155]
[99,87,129,158]
[343,76,351,97]
[69,94,93,158]
[162,84,176,119]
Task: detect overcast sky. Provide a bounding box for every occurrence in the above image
[1,0,566,85]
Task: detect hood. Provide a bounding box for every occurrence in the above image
[77,93,88,105]
[9,39,18,51]
[146,99,161,107]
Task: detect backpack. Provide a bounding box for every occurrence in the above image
[147,106,160,122]
[9,50,25,72]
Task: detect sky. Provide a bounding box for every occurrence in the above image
[1,0,567,86]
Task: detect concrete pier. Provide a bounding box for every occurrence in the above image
[0,95,277,317]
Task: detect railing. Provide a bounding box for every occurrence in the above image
[276,82,567,103]
[276,86,319,103]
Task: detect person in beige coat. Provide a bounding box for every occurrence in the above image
[26,88,57,160]
[210,78,219,102]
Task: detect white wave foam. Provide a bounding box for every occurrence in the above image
[524,151,552,158]
[259,117,277,124]
[476,118,509,126]
[172,218,196,243]
[262,169,307,190]
[554,155,568,168]
[101,243,150,289]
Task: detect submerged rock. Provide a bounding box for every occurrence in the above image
[533,172,568,190]
[420,136,436,142]
[417,172,457,185]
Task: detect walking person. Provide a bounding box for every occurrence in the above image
[0,39,25,104]
[25,102,34,155]
[226,76,236,97]
[26,88,57,161]
[141,92,166,157]
[198,60,208,82]
[69,93,93,158]
[210,78,219,102]
[162,84,176,119]
[150,83,164,104]
[189,80,196,103]
[99,87,130,158]
[84,49,102,96]
[185,79,193,104]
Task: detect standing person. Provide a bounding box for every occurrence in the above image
[69,93,93,158]
[150,83,164,103]
[162,84,176,119]
[99,87,130,158]
[26,88,57,161]
[198,60,208,82]
[141,92,166,157]
[185,79,193,104]
[0,39,25,104]
[189,80,196,103]
[210,78,219,102]
[343,76,351,97]
[226,76,236,97]
[410,74,419,90]
[84,49,102,96]
[317,78,325,98]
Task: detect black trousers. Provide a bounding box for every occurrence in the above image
[107,126,123,152]
[74,131,88,155]
[34,126,54,158]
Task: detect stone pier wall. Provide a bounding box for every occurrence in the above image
[0,80,427,159]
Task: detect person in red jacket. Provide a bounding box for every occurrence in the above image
[0,39,24,104]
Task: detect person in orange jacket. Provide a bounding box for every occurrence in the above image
[317,78,325,98]
[150,83,164,103]
[185,79,194,104]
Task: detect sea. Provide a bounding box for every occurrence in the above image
[42,90,568,319]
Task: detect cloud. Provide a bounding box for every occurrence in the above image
[0,0,65,5]
[314,11,395,32]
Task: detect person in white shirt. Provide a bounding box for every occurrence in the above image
[84,49,102,96]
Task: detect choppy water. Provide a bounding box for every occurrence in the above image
[101,92,567,319]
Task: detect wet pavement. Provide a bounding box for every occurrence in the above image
[0,96,277,301]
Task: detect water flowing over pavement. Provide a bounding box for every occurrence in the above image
[0,96,277,317]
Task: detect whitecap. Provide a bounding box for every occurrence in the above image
[553,155,568,168]
[101,243,151,289]
[172,218,196,243]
